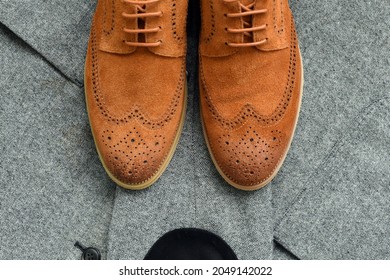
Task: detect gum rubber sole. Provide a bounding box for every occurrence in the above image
[84,74,188,190]
[200,49,304,191]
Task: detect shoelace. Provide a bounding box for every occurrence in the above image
[122,0,162,47]
[223,0,267,47]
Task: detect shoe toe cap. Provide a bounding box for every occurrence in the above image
[95,126,171,189]
[208,124,289,190]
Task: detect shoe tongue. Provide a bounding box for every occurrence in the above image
[238,0,255,43]
[239,0,255,6]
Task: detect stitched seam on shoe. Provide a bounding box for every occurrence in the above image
[201,17,297,130]
[200,65,290,187]
[201,22,296,128]
[91,25,185,130]
[171,0,183,43]
[106,99,184,186]
[200,18,299,187]
[273,0,285,34]
[198,64,254,132]
[103,0,115,36]
[279,0,285,34]
[203,0,216,44]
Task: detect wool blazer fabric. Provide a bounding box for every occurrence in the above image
[0,0,389,260]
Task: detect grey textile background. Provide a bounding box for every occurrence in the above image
[0,25,115,259]
[0,0,96,85]
[275,98,390,259]
[0,0,389,259]
[272,0,390,259]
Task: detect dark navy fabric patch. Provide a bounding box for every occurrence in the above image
[144,228,238,260]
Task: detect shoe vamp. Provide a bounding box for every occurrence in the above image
[97,48,183,120]
[201,47,290,119]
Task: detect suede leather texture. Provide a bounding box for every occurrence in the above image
[0,0,389,260]
[84,0,188,187]
[199,0,303,189]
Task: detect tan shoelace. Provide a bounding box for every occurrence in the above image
[224,0,267,47]
[122,0,162,47]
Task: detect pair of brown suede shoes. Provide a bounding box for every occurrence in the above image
[84,0,303,191]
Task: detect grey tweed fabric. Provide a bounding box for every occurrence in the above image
[275,98,390,259]
[272,0,390,259]
[0,0,389,260]
[0,0,95,85]
[0,25,115,259]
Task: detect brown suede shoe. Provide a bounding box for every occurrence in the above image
[199,0,303,191]
[85,0,188,190]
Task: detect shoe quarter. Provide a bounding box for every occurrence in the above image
[97,0,187,57]
[199,0,240,57]
[102,0,115,35]
[146,0,188,57]
[98,0,137,54]
[254,0,289,51]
